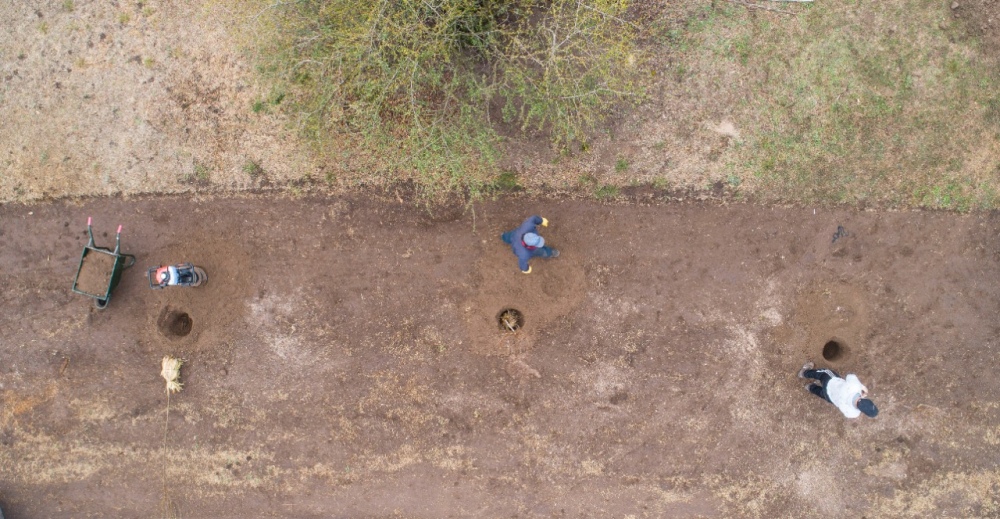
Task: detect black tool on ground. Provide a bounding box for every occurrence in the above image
[831,225,849,243]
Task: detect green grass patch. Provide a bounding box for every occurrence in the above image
[615,157,629,173]
[489,171,522,192]
[182,161,212,184]
[681,0,1000,210]
[595,184,619,199]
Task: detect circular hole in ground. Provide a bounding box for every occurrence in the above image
[822,338,848,361]
[158,308,193,338]
[497,308,524,332]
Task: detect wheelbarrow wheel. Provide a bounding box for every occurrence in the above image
[95,296,110,309]
[191,267,208,287]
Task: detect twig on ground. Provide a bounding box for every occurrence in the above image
[725,0,800,15]
[468,201,477,234]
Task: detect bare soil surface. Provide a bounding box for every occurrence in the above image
[74,250,115,296]
[0,0,311,203]
[952,0,1000,62]
[1,195,999,518]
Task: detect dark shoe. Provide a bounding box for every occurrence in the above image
[805,383,817,391]
[551,249,560,258]
[798,361,815,379]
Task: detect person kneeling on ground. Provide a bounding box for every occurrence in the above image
[798,362,878,419]
[501,215,560,274]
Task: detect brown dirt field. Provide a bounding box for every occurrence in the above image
[1,195,999,518]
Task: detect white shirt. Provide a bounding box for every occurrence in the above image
[166,265,180,285]
[826,374,866,418]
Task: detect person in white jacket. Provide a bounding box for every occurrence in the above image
[798,362,878,418]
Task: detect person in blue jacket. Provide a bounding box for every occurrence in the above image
[501,215,560,274]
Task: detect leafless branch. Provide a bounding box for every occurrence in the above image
[576,0,639,29]
[725,0,799,15]
[560,86,634,100]
[253,0,287,22]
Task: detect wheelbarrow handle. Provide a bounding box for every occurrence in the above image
[114,225,123,254]
[86,217,95,247]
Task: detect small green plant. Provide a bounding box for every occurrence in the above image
[594,184,619,199]
[324,171,336,185]
[687,2,1000,209]
[62,0,74,12]
[984,97,1000,128]
[652,176,669,190]
[193,162,210,181]
[253,91,286,114]
[242,160,264,180]
[490,171,521,192]
[673,63,687,82]
[39,22,49,34]
[615,157,629,173]
[731,35,751,65]
[578,173,598,189]
[143,57,155,68]
[118,12,130,24]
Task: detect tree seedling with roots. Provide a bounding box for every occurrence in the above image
[159,356,184,518]
[500,309,520,332]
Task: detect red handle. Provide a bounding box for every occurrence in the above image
[117,225,122,234]
[87,217,92,226]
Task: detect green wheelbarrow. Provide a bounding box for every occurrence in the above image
[71,217,136,309]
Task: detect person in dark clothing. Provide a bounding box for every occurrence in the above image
[501,215,560,274]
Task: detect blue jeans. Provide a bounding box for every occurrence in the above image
[804,368,838,403]
[501,231,555,258]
